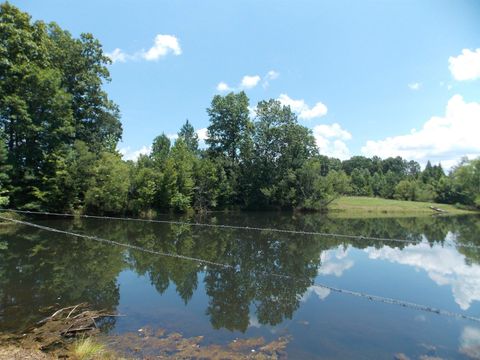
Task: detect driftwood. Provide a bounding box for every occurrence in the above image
[10,303,120,353]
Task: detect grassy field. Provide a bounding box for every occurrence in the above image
[328,196,476,218]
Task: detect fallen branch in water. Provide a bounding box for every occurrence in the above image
[7,303,121,354]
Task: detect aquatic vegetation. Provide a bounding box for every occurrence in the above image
[105,326,290,359]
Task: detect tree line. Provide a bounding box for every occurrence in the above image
[0,3,478,214]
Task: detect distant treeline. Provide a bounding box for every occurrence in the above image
[0,3,479,214]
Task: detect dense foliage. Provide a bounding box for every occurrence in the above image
[0,4,478,214]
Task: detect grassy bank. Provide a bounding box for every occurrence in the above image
[328,196,477,218]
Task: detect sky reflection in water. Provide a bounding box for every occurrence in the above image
[1,213,479,359]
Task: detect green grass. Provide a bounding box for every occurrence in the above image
[328,196,476,218]
[72,338,106,360]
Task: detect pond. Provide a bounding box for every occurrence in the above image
[1,212,480,359]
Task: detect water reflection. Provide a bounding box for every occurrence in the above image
[460,326,480,359]
[0,213,479,357]
[0,224,124,331]
[318,247,354,277]
[367,243,480,310]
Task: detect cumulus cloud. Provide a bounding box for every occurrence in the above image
[366,240,480,310]
[301,285,331,302]
[300,247,354,303]
[262,70,279,88]
[277,94,328,120]
[142,34,182,60]
[301,103,329,119]
[106,48,128,64]
[408,82,421,90]
[196,128,208,141]
[118,145,151,161]
[449,48,480,81]
[361,95,480,168]
[278,94,306,112]
[106,34,181,64]
[318,247,354,277]
[240,75,261,89]
[196,127,209,148]
[216,82,232,92]
[314,123,352,140]
[313,123,352,160]
[216,70,279,92]
[459,326,480,359]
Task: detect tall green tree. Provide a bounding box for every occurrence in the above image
[178,119,199,153]
[451,158,480,208]
[206,91,252,166]
[0,3,122,210]
[128,163,161,214]
[84,152,130,214]
[350,168,373,196]
[169,139,195,212]
[249,99,318,208]
[47,23,122,152]
[151,133,171,167]
[193,158,223,210]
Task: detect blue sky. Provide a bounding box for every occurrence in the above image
[10,0,480,167]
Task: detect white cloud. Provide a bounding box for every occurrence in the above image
[408,82,421,90]
[301,285,331,302]
[366,240,480,310]
[313,123,352,160]
[266,70,279,80]
[106,48,128,64]
[262,70,279,88]
[106,34,181,64]
[240,75,261,89]
[300,102,329,119]
[167,133,178,141]
[314,123,352,141]
[459,326,480,359]
[196,128,208,141]
[142,34,182,61]
[277,94,328,120]
[361,95,480,168]
[118,145,151,161]
[300,247,353,303]
[216,70,279,92]
[318,247,354,277]
[449,48,480,81]
[278,94,306,112]
[216,82,232,92]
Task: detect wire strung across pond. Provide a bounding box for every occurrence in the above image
[1,214,480,324]
[1,208,479,250]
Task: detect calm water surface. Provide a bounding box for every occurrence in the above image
[1,212,480,359]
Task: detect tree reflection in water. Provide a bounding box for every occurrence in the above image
[0,213,479,333]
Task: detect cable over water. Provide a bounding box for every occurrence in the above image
[1,214,479,324]
[1,208,479,250]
